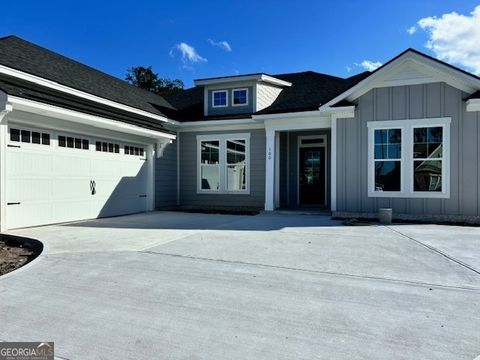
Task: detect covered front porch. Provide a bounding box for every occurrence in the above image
[262,111,337,211]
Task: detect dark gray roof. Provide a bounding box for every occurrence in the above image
[0,73,174,134]
[0,35,176,118]
[165,71,370,120]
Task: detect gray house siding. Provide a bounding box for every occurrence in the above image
[336,82,480,219]
[179,129,266,208]
[155,140,178,209]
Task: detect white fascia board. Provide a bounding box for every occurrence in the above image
[178,118,263,132]
[0,64,179,125]
[194,74,291,87]
[322,50,480,108]
[8,96,176,140]
[319,105,355,119]
[466,99,480,112]
[252,110,321,121]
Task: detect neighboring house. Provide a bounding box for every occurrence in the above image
[0,36,479,230]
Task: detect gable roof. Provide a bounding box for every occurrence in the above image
[323,48,480,108]
[165,70,370,121]
[0,35,176,119]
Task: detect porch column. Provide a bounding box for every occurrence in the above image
[264,128,276,211]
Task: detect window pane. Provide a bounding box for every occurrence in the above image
[114,144,120,153]
[32,132,41,144]
[82,139,89,150]
[10,129,20,142]
[374,129,401,160]
[21,130,31,143]
[226,139,246,164]
[42,133,50,145]
[213,91,227,106]
[233,90,247,105]
[67,137,74,148]
[414,160,442,191]
[125,146,130,155]
[201,166,219,190]
[139,148,144,156]
[96,141,101,151]
[201,140,219,164]
[109,143,114,153]
[227,165,246,191]
[102,142,107,152]
[75,138,82,149]
[374,161,401,191]
[59,136,66,147]
[414,127,443,159]
[388,129,401,144]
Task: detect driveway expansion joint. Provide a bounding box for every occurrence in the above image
[140,250,480,292]
[385,225,480,276]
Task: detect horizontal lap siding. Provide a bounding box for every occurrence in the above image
[179,129,266,207]
[336,82,480,217]
[155,140,177,208]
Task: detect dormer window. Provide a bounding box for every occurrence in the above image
[232,88,248,106]
[212,90,228,108]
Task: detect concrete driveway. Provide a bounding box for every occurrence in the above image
[1,211,480,360]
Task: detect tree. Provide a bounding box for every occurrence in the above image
[125,66,184,96]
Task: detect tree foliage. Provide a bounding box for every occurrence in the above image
[125,66,184,96]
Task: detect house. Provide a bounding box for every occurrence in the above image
[0,35,479,230]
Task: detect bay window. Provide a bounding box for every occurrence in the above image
[368,118,450,198]
[198,134,250,193]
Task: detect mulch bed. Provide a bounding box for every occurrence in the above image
[0,236,43,276]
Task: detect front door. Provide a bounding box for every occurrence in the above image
[299,147,325,205]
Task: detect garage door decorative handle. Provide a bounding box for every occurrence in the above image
[90,180,96,195]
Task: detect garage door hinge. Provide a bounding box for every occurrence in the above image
[7,144,21,148]
[7,202,21,205]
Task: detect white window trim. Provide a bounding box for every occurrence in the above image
[367,117,451,198]
[212,90,229,108]
[197,133,251,194]
[232,88,249,107]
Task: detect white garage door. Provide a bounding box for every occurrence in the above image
[6,125,149,229]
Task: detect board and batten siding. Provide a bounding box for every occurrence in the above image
[155,140,178,209]
[179,129,266,208]
[336,82,480,218]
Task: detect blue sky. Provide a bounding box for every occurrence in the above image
[1,1,479,87]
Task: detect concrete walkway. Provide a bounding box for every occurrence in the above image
[1,212,480,359]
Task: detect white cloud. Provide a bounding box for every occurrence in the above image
[346,65,352,72]
[170,42,207,65]
[208,39,232,52]
[406,26,417,35]
[417,5,480,74]
[355,60,382,71]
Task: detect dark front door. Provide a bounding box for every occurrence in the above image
[299,147,325,205]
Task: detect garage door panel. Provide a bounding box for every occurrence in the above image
[7,178,52,203]
[54,154,91,176]
[6,126,150,229]
[53,178,91,200]
[7,150,53,177]
[7,203,54,229]
[51,199,93,224]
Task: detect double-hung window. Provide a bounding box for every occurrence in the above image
[198,134,250,193]
[368,118,450,198]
